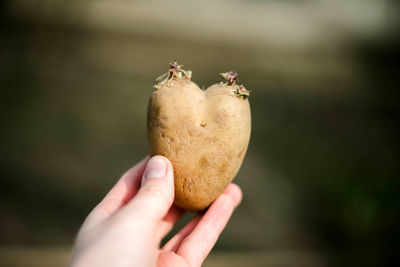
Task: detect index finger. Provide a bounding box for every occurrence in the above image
[176,184,243,267]
[83,156,149,229]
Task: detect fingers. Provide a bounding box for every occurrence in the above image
[156,205,186,241]
[82,156,149,229]
[99,156,149,212]
[176,184,242,267]
[162,214,202,252]
[122,155,175,223]
[162,184,242,254]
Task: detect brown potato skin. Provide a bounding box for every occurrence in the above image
[147,79,251,211]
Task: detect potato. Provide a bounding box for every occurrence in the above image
[147,62,251,211]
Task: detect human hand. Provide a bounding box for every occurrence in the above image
[69,155,242,267]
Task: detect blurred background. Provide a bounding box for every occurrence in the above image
[1,0,399,266]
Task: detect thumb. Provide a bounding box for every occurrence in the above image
[126,155,175,221]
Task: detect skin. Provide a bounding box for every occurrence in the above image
[70,156,242,267]
[147,80,251,211]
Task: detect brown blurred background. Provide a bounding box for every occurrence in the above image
[1,0,399,266]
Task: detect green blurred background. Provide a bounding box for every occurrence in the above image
[1,0,399,266]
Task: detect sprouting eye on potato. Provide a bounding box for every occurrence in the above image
[147,61,251,211]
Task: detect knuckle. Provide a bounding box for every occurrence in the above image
[141,184,165,198]
[204,221,218,236]
[140,182,172,203]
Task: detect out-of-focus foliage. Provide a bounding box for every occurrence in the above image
[1,0,399,266]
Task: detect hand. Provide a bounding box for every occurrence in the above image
[70,155,242,267]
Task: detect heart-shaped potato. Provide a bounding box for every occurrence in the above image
[147,62,251,211]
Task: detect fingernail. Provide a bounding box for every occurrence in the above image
[142,157,167,184]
